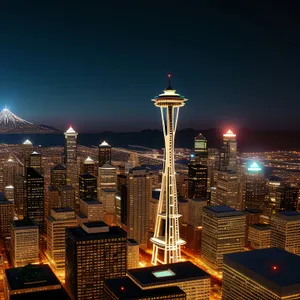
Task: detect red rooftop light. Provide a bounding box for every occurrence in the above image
[120,286,125,291]
[272,265,278,271]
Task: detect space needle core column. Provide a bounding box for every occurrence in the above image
[151,75,187,265]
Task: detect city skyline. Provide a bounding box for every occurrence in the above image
[0,2,300,131]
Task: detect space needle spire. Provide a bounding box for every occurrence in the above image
[151,75,187,265]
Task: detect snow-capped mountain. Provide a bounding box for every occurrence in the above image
[0,108,59,133]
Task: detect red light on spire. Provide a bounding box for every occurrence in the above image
[120,286,125,292]
[168,74,171,78]
[272,265,278,271]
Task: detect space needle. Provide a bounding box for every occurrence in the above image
[151,75,187,265]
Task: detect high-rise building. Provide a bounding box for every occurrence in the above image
[103,277,186,300]
[4,185,14,203]
[222,248,300,300]
[4,264,69,299]
[188,163,208,199]
[64,126,79,206]
[219,129,237,172]
[128,152,140,168]
[14,174,25,218]
[248,224,271,249]
[79,173,97,200]
[244,208,263,246]
[79,199,104,221]
[202,206,246,271]
[120,184,128,227]
[99,141,112,167]
[29,151,42,174]
[127,261,210,300]
[127,239,139,270]
[151,76,187,265]
[213,171,239,208]
[3,157,20,188]
[115,192,121,226]
[264,176,281,216]
[193,133,208,164]
[51,164,67,189]
[83,156,96,175]
[242,161,266,211]
[10,219,39,267]
[271,211,300,255]
[98,163,116,199]
[47,186,60,217]
[128,167,152,249]
[60,185,75,209]
[25,167,44,232]
[116,174,127,191]
[101,188,117,225]
[22,139,33,171]
[65,222,127,299]
[276,185,299,211]
[46,207,77,270]
[187,198,206,228]
[0,193,14,238]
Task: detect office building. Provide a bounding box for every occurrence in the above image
[242,161,266,211]
[60,185,75,209]
[51,164,67,189]
[214,170,239,208]
[98,163,116,199]
[188,163,208,199]
[83,156,96,175]
[128,167,152,249]
[116,174,127,191]
[10,219,39,267]
[47,186,60,217]
[103,277,186,300]
[151,76,187,264]
[202,206,246,271]
[271,211,300,255]
[222,248,300,300]
[99,141,111,167]
[79,199,104,221]
[14,174,25,218]
[193,133,208,164]
[79,173,97,200]
[127,261,210,300]
[29,151,42,173]
[4,185,14,203]
[248,224,271,249]
[101,188,117,225]
[120,184,127,227]
[0,193,14,238]
[219,129,237,172]
[3,157,20,188]
[276,185,299,211]
[25,167,44,232]
[115,192,121,226]
[4,264,69,299]
[65,222,127,299]
[127,239,139,270]
[22,139,33,170]
[188,198,206,227]
[265,176,281,216]
[46,207,77,270]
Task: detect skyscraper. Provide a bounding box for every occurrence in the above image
[14,174,25,218]
[219,129,237,172]
[64,126,79,206]
[79,173,98,200]
[51,164,67,189]
[65,222,127,299]
[127,239,139,269]
[151,75,187,265]
[242,161,266,211]
[99,141,111,167]
[22,139,33,171]
[25,167,44,232]
[193,133,208,164]
[128,167,152,249]
[0,193,14,238]
[3,157,20,188]
[275,185,299,211]
[83,156,96,175]
[98,163,116,199]
[60,185,75,209]
[29,151,42,174]
[202,206,246,271]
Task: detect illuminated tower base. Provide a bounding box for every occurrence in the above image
[151,76,187,265]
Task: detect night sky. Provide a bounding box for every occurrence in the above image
[0,1,299,132]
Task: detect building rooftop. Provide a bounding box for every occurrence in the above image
[100,163,115,169]
[189,197,207,203]
[250,223,271,231]
[81,199,102,205]
[117,174,127,179]
[27,167,43,178]
[52,164,66,171]
[10,289,70,300]
[127,239,139,246]
[59,185,74,191]
[0,192,10,204]
[224,248,300,297]
[104,277,186,299]
[76,212,88,219]
[244,208,262,214]
[5,264,60,292]
[274,211,300,221]
[12,218,38,229]
[204,205,245,217]
[79,173,97,179]
[99,140,111,147]
[101,188,117,193]
[66,222,126,241]
[127,261,209,287]
[51,207,74,213]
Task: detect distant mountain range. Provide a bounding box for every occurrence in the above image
[0,108,60,134]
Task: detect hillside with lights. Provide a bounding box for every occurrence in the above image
[0,108,60,134]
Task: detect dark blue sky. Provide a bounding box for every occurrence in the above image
[0,1,299,132]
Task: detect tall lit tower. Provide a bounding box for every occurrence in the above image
[151,75,187,265]
[219,129,237,172]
